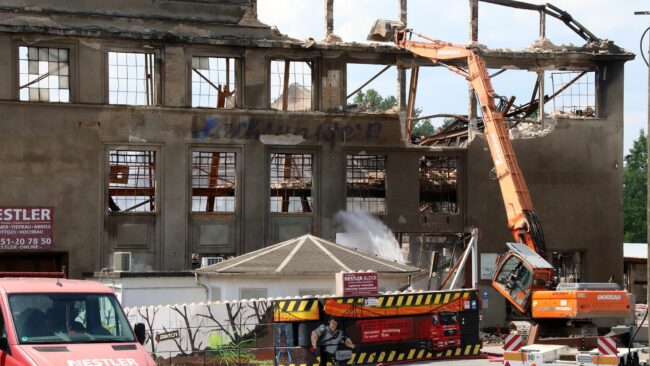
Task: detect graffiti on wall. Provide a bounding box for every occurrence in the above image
[125,289,481,366]
[192,116,385,144]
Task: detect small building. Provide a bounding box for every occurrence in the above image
[195,234,422,301]
[624,243,647,304]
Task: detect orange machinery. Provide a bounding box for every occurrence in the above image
[369,20,631,338]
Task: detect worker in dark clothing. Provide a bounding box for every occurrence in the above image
[310,317,354,366]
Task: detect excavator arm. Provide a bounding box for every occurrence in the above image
[371,22,545,256]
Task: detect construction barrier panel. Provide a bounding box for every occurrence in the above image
[125,289,481,365]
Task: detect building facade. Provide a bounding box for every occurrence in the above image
[0,0,632,326]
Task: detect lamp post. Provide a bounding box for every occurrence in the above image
[634,9,649,346]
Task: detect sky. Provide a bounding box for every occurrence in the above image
[257,0,649,155]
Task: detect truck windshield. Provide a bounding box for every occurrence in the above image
[8,293,135,344]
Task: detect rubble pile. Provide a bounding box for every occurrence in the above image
[508,119,556,139]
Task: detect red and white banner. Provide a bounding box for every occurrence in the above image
[504,334,523,352]
[597,336,617,356]
[0,207,53,249]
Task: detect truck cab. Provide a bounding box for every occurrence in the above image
[0,278,154,366]
[429,312,461,351]
[492,243,554,315]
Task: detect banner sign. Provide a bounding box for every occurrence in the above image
[336,272,378,296]
[359,318,414,343]
[0,207,53,249]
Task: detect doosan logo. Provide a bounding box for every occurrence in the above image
[597,294,621,301]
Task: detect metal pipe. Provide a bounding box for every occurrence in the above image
[450,229,479,289]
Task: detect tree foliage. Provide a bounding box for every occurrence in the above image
[623,130,647,242]
[353,89,396,112]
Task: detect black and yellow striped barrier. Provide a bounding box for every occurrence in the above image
[278,343,482,366]
[273,298,320,322]
[325,290,476,318]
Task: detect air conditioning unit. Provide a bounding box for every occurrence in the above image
[114,252,132,272]
[201,256,224,268]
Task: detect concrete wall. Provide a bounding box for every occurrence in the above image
[98,276,206,308]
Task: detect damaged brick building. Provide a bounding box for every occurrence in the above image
[0,0,633,326]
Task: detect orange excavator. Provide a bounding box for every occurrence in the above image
[369,20,632,340]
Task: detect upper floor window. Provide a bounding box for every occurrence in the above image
[108,51,155,105]
[191,56,237,108]
[19,46,70,103]
[419,156,459,215]
[270,60,313,111]
[108,149,156,213]
[270,153,313,213]
[191,151,236,213]
[346,154,386,213]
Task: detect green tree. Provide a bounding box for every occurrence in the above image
[623,129,647,242]
[353,89,396,112]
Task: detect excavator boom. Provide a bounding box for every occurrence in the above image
[369,20,545,256]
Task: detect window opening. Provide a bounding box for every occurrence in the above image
[108,150,156,212]
[551,251,583,283]
[550,71,596,117]
[108,52,155,105]
[420,156,458,215]
[19,46,70,103]
[191,56,236,108]
[270,60,312,111]
[270,153,313,213]
[240,288,267,300]
[191,151,236,213]
[346,155,386,213]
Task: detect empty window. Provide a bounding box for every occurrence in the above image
[420,156,458,215]
[270,153,313,213]
[191,151,236,213]
[239,288,267,300]
[270,60,312,111]
[108,150,156,212]
[191,56,236,108]
[551,251,584,283]
[18,46,70,103]
[550,71,596,117]
[108,52,155,105]
[346,155,386,213]
[209,287,222,302]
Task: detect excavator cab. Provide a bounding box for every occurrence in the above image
[492,243,554,314]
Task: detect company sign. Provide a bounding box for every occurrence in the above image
[0,207,53,249]
[336,272,378,296]
[359,318,413,343]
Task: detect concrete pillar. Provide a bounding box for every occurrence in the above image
[397,0,407,111]
[468,0,478,120]
[324,0,334,38]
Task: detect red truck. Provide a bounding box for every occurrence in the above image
[357,312,461,352]
[0,277,155,366]
[429,312,461,351]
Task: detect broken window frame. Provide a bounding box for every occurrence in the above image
[190,149,238,214]
[346,153,388,214]
[345,63,397,113]
[106,146,160,214]
[551,250,585,284]
[106,48,161,106]
[16,43,74,103]
[269,151,315,215]
[549,70,598,118]
[268,58,317,111]
[419,155,460,216]
[189,53,241,109]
